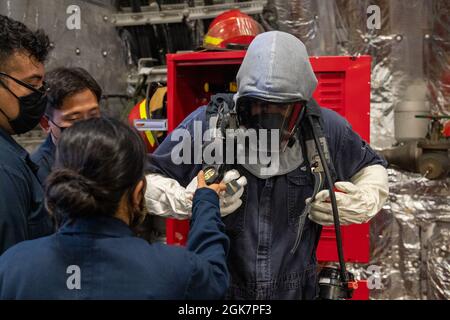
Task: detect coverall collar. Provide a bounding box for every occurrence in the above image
[59,216,135,238]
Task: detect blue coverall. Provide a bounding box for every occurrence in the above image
[0,128,53,255]
[146,104,387,299]
[0,188,229,299]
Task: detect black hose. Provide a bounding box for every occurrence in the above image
[307,115,348,284]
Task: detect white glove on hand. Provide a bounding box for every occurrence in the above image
[308,164,389,226]
[187,169,247,217]
[146,170,247,219]
[219,169,248,216]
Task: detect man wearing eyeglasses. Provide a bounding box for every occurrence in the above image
[0,15,54,254]
[31,67,102,185]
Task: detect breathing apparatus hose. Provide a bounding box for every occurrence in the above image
[307,115,349,285]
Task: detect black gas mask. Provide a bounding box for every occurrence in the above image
[0,72,48,134]
[237,97,304,151]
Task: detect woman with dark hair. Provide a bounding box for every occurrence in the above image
[0,117,230,299]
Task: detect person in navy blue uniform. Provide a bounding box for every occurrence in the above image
[0,15,54,255]
[0,117,230,299]
[144,31,389,299]
[31,67,102,186]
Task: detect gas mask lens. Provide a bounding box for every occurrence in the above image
[238,98,303,151]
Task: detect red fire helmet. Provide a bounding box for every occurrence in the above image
[203,9,264,49]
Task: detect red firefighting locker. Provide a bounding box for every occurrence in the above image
[165,51,372,298]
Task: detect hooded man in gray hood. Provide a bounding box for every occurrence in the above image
[145,31,389,299]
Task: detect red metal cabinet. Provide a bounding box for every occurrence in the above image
[165,51,372,263]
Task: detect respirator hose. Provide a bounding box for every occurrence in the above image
[307,116,348,285]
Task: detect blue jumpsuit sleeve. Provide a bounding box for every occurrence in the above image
[145,106,207,187]
[0,166,29,254]
[322,108,387,182]
[184,188,230,299]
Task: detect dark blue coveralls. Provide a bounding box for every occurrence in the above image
[0,127,54,255]
[0,188,229,299]
[146,98,387,299]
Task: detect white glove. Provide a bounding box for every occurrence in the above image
[145,170,247,219]
[219,169,247,216]
[308,164,389,226]
[186,169,247,217]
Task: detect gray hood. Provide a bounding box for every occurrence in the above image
[235,31,318,104]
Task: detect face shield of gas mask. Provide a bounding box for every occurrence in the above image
[238,98,304,152]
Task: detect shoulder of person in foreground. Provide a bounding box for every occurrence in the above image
[0,235,56,298]
[129,186,229,300]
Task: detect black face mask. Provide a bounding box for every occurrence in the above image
[243,100,306,152]
[0,73,48,134]
[250,113,286,131]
